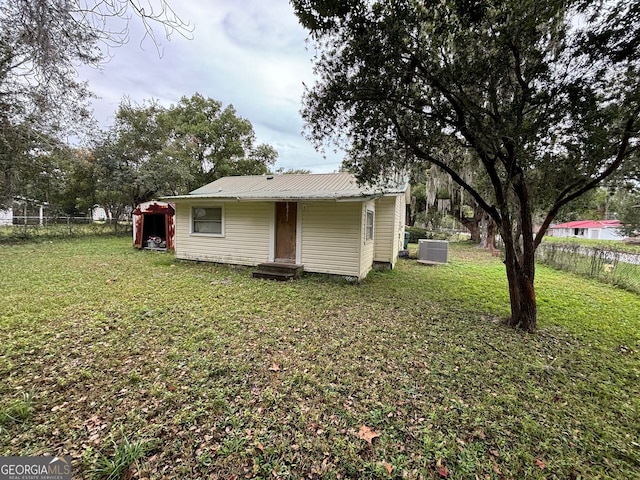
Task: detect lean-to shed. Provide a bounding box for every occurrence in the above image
[164,173,408,280]
[133,201,175,250]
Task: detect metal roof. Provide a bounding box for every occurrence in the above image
[166,173,407,201]
[550,219,622,229]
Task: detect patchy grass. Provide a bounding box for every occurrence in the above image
[0,391,34,432]
[0,237,639,479]
[91,436,153,480]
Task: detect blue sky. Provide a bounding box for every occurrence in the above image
[79,0,343,173]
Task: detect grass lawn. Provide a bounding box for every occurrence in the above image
[1,237,639,479]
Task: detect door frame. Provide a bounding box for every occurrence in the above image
[270,201,301,264]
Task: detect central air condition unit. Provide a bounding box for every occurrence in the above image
[418,239,449,264]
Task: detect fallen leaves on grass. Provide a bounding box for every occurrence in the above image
[535,457,546,469]
[357,425,380,444]
[3,237,640,479]
[268,363,280,372]
[436,459,449,477]
[437,465,449,477]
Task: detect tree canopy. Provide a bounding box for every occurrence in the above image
[0,0,191,205]
[293,0,640,331]
[88,94,278,219]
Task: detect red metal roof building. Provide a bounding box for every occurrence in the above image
[548,219,624,240]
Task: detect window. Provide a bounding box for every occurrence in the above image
[366,209,374,241]
[192,207,223,235]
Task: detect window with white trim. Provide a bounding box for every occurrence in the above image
[366,209,374,241]
[192,207,223,235]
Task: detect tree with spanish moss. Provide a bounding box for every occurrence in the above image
[293,0,640,332]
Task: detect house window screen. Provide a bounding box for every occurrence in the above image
[366,209,374,241]
[193,207,222,234]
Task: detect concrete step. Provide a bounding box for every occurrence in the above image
[253,270,296,281]
[253,262,304,281]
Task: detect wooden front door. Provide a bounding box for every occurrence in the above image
[275,202,297,263]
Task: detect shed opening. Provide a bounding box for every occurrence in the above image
[133,201,175,251]
[142,213,167,249]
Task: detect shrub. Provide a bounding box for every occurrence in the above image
[405,226,467,243]
[406,226,429,243]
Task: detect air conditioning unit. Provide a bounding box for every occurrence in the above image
[418,239,449,264]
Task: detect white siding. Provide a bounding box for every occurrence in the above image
[551,228,572,238]
[359,200,376,279]
[174,197,408,278]
[600,228,625,241]
[550,227,624,241]
[374,196,395,264]
[373,194,405,268]
[174,200,272,265]
[393,193,405,260]
[300,201,363,278]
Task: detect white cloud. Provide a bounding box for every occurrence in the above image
[78,0,342,173]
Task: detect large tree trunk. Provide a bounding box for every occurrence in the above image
[486,219,497,251]
[459,204,484,243]
[480,213,498,251]
[503,239,537,332]
[406,204,413,226]
[463,218,481,242]
[500,183,537,332]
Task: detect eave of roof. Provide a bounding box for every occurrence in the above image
[163,173,407,202]
[163,193,382,202]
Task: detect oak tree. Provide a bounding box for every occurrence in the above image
[0,0,191,204]
[293,0,639,331]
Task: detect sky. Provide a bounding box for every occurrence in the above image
[78,0,343,173]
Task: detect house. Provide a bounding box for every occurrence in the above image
[165,173,408,280]
[548,219,625,241]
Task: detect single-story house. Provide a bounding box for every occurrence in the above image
[548,219,625,241]
[164,173,408,280]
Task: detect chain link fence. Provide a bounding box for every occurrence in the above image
[536,242,640,294]
[10,215,93,226]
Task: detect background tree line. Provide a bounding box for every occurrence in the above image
[1,93,278,221]
[0,1,281,221]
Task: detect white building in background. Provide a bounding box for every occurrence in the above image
[0,207,12,226]
[91,205,109,221]
[548,220,625,241]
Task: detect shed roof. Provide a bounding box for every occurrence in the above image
[166,173,407,201]
[550,219,622,229]
[133,200,175,215]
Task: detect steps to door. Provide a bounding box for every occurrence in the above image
[253,262,304,281]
